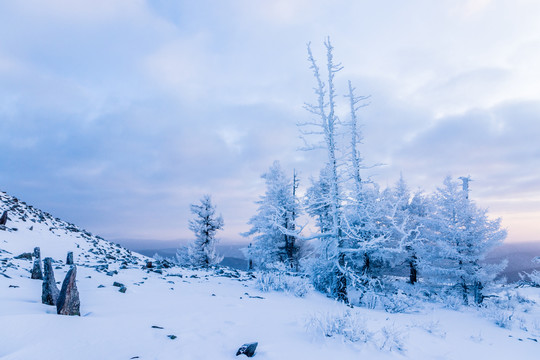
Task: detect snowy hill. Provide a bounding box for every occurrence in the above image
[0,191,147,270]
[1,191,539,359]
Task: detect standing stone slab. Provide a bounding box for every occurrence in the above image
[0,210,7,226]
[31,247,43,280]
[66,251,74,265]
[56,266,80,316]
[42,257,59,305]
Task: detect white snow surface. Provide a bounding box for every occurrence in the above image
[1,191,539,359]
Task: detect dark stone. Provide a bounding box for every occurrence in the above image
[156,259,173,269]
[9,285,19,288]
[66,251,74,265]
[146,261,154,268]
[167,335,177,340]
[0,210,7,226]
[236,342,258,357]
[112,281,124,287]
[42,257,59,305]
[119,286,127,293]
[98,284,105,288]
[56,266,80,316]
[151,325,164,329]
[31,247,43,280]
[14,252,32,260]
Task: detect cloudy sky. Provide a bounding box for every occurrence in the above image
[1,0,539,246]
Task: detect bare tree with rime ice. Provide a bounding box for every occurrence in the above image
[299,38,349,303]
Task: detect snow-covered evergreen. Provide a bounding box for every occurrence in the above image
[420,176,507,304]
[243,161,302,270]
[187,195,224,267]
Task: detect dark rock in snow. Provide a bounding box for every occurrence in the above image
[236,342,258,357]
[151,325,164,329]
[9,285,19,288]
[146,261,154,268]
[0,210,8,226]
[119,286,127,293]
[167,335,177,340]
[66,251,74,265]
[56,266,80,316]
[31,247,43,280]
[14,252,32,260]
[98,284,105,288]
[113,281,124,287]
[42,257,60,305]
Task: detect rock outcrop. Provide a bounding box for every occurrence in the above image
[66,251,74,265]
[42,257,59,305]
[31,247,43,280]
[0,210,7,226]
[56,266,80,316]
[236,342,258,357]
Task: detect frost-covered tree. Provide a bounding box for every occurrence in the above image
[402,190,430,284]
[305,166,333,236]
[421,176,506,304]
[524,256,540,285]
[243,161,302,270]
[300,38,348,302]
[187,195,224,267]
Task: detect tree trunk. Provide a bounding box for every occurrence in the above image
[461,278,469,305]
[473,280,483,305]
[362,253,370,275]
[409,259,417,285]
[336,252,348,304]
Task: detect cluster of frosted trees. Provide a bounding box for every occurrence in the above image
[244,39,506,306]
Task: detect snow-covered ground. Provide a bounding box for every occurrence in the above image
[1,192,539,359]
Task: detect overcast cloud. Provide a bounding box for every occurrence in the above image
[1,0,539,244]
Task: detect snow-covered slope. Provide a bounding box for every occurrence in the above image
[0,190,146,269]
[1,191,539,359]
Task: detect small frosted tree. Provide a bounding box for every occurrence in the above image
[187,195,224,267]
[243,161,302,270]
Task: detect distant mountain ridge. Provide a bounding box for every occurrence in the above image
[486,241,540,282]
